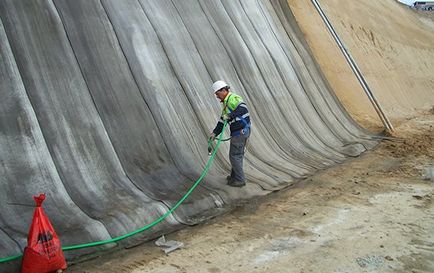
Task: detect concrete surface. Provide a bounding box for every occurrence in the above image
[2,0,424,271]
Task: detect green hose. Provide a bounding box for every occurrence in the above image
[0,122,227,263]
[207,133,230,154]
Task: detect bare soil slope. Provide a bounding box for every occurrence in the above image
[287,0,434,129]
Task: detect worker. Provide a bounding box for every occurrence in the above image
[209,80,251,187]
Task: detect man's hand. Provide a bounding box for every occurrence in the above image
[222,114,230,121]
[209,132,216,141]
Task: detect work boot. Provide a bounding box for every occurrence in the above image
[226,176,233,185]
[228,179,245,187]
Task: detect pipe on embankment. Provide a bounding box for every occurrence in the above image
[311,0,394,132]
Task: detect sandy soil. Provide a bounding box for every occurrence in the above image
[67,111,434,273]
[287,0,434,129]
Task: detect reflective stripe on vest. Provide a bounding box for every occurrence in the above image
[223,94,251,137]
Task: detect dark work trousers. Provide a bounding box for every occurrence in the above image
[229,130,250,182]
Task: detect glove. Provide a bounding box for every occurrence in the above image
[209,132,216,141]
[222,114,230,121]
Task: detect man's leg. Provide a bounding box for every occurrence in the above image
[229,133,249,185]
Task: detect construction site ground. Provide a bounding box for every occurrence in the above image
[68,111,434,273]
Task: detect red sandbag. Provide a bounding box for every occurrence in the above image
[21,194,67,273]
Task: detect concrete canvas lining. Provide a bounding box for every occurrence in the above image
[0,0,377,270]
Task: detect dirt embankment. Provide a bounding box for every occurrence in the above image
[287,0,434,130]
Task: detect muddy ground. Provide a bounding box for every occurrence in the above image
[69,112,433,273]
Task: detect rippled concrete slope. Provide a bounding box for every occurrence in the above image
[0,0,376,267]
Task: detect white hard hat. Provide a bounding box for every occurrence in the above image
[212,80,229,93]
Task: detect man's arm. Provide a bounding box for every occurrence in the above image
[212,119,224,136]
[228,102,248,120]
